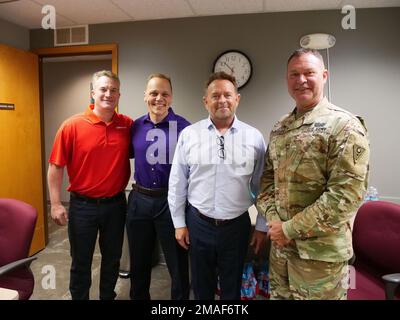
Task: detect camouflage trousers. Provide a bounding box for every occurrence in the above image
[269,242,348,300]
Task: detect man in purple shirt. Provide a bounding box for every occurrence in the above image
[126,73,190,300]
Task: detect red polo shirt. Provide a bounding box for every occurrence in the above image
[49,105,133,198]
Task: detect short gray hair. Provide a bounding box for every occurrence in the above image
[287,48,325,67]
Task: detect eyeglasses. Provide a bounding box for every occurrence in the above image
[216,136,225,159]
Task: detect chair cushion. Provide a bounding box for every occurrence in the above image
[0,199,37,265]
[348,267,386,300]
[0,198,37,300]
[353,201,400,274]
[0,269,35,300]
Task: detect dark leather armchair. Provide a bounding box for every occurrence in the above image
[0,198,38,299]
[348,200,400,300]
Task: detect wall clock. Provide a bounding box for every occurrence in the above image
[213,50,252,89]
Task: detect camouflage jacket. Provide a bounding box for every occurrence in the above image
[256,98,369,262]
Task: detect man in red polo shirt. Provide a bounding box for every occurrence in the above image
[48,70,133,300]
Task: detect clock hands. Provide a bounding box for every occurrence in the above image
[223,62,234,74]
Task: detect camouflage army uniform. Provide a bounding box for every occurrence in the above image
[256,97,369,299]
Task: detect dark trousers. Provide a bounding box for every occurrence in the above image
[186,204,251,300]
[126,190,190,300]
[68,195,126,300]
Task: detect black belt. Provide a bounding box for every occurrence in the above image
[196,210,245,227]
[70,191,124,204]
[131,183,168,197]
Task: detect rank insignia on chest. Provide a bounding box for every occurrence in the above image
[353,144,366,164]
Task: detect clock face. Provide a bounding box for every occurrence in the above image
[213,50,252,89]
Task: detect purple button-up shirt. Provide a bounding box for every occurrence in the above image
[131,108,190,189]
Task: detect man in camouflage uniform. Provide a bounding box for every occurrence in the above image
[255,49,369,299]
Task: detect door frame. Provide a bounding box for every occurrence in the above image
[32,43,118,74]
[31,44,118,245]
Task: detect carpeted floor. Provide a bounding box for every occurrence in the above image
[29,216,172,300]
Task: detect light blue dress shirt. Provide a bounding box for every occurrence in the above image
[168,116,268,232]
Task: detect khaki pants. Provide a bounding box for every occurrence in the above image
[269,242,348,300]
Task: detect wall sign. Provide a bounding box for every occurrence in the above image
[0,103,15,110]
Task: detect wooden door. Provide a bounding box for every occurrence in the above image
[0,44,46,254]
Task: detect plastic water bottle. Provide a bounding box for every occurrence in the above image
[369,187,379,201]
[364,186,371,201]
[364,186,379,201]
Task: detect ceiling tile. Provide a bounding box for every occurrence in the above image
[345,0,400,8]
[0,0,43,28]
[112,0,194,21]
[0,0,398,30]
[34,0,132,25]
[53,15,80,28]
[264,0,342,12]
[189,0,263,16]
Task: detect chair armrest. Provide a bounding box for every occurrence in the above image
[382,273,400,300]
[0,256,37,277]
[382,273,400,284]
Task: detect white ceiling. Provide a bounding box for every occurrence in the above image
[0,0,399,29]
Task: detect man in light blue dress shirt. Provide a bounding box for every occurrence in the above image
[168,72,268,300]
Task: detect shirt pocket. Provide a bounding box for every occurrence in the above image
[288,132,328,184]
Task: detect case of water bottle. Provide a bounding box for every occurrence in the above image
[364,186,379,201]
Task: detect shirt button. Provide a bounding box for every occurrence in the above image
[151,168,154,171]
[153,182,156,185]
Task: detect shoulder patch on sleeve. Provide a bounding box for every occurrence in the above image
[353,144,366,164]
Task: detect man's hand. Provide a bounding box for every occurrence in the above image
[250,230,268,254]
[268,220,292,248]
[175,227,190,250]
[50,203,68,226]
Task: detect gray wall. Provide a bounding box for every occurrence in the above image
[43,59,111,202]
[31,8,400,202]
[0,18,29,50]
